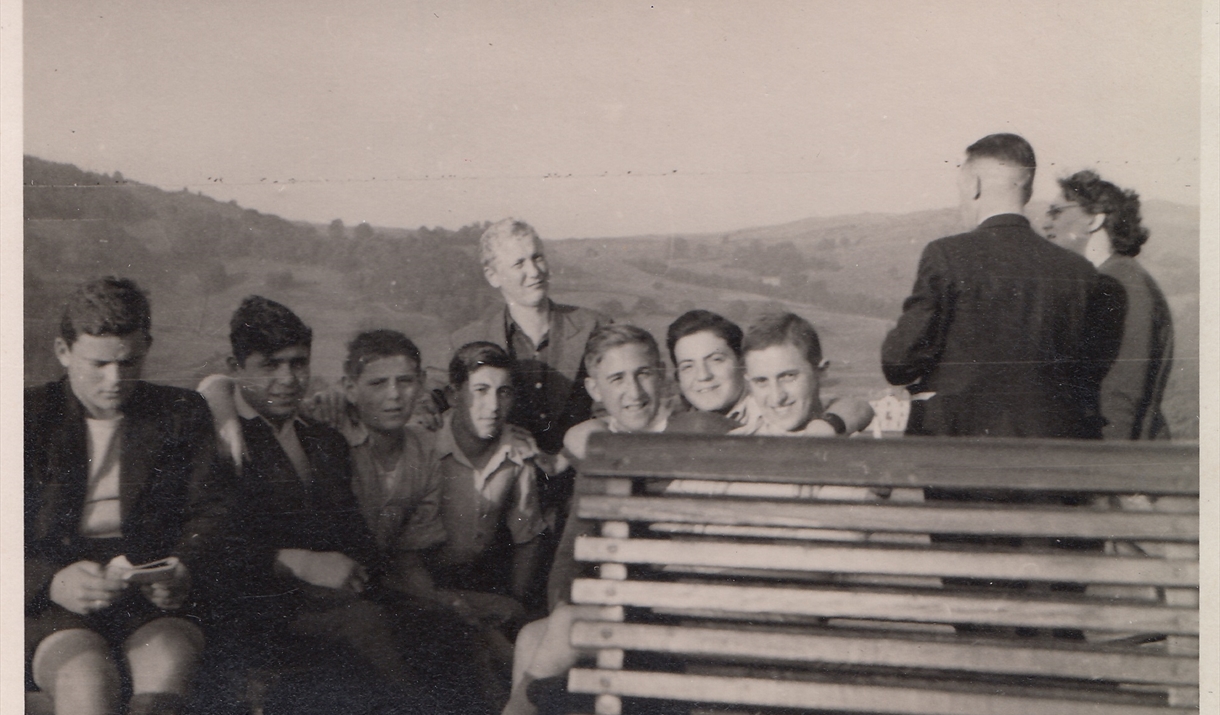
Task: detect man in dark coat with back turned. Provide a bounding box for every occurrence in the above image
[882,133,1119,438]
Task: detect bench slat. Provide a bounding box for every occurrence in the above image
[578,495,1199,540]
[574,536,1199,586]
[568,622,1198,685]
[570,579,1199,635]
[583,433,1199,495]
[568,669,1187,715]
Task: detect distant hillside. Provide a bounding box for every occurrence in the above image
[23,156,499,388]
[24,156,1199,437]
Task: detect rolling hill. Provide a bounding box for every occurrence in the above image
[23,156,1199,437]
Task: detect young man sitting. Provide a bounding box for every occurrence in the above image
[200,296,419,711]
[428,342,546,606]
[731,312,874,438]
[506,324,717,715]
[25,277,226,715]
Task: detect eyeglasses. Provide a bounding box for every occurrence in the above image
[1046,202,1082,219]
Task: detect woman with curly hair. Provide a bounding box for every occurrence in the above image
[1042,170,1174,439]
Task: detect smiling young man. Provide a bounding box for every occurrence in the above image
[733,312,873,438]
[503,324,670,715]
[25,277,226,715]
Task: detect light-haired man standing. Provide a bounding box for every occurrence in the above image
[452,219,609,458]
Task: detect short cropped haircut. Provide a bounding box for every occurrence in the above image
[229,295,312,366]
[742,312,823,370]
[344,329,422,379]
[1058,170,1150,257]
[666,310,743,365]
[59,276,152,345]
[583,324,662,374]
[449,341,514,388]
[965,133,1036,203]
[479,218,541,268]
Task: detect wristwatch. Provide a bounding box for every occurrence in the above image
[822,413,848,435]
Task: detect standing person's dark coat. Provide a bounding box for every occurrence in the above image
[882,213,1119,438]
[1097,253,1174,439]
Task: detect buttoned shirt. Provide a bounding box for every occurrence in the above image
[344,422,447,553]
[432,414,545,567]
[504,307,566,451]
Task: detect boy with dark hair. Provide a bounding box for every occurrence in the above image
[26,277,226,715]
[412,341,547,709]
[431,342,545,601]
[203,296,419,710]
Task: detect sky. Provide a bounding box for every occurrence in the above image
[22,0,1205,239]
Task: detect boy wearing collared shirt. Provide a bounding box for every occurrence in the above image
[431,342,545,603]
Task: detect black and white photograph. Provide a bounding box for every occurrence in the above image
[5,1,1214,714]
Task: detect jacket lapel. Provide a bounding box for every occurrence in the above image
[118,383,157,523]
[553,304,587,380]
[44,382,89,540]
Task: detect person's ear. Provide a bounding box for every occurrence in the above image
[1087,212,1106,233]
[815,359,830,374]
[580,375,600,402]
[225,355,240,374]
[483,263,502,289]
[54,337,72,369]
[341,374,356,402]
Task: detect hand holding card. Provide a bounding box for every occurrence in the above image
[106,555,181,583]
[106,556,191,609]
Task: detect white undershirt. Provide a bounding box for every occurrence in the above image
[81,416,123,538]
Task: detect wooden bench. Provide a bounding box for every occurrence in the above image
[565,433,1199,715]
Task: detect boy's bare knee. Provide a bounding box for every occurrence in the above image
[124,619,204,695]
[32,629,113,689]
[124,618,205,658]
[32,629,120,708]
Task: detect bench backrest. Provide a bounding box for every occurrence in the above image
[567,433,1199,715]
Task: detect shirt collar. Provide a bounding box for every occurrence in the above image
[504,300,555,347]
[235,388,307,436]
[724,391,755,425]
[435,412,530,491]
[343,419,370,447]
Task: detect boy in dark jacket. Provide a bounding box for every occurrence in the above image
[25,277,227,715]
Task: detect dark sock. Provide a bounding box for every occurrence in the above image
[127,692,185,715]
